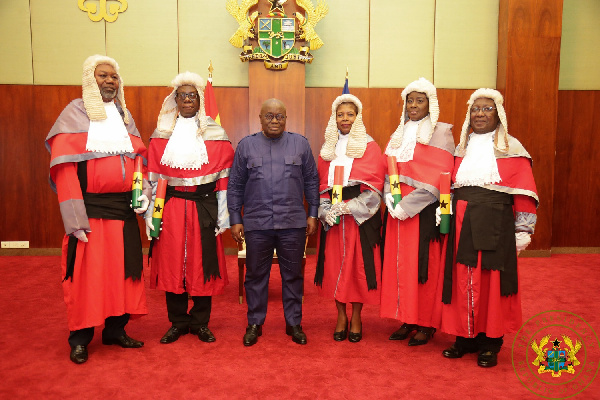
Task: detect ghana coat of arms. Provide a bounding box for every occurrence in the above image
[226,0,328,70]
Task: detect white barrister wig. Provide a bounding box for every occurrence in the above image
[388,77,439,149]
[320,94,368,161]
[82,54,129,124]
[457,88,509,156]
[156,71,208,137]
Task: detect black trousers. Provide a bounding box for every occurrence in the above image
[166,291,211,330]
[68,314,130,347]
[455,333,504,353]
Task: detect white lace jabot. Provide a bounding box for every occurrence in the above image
[385,119,420,162]
[160,115,208,170]
[454,131,501,187]
[86,101,133,154]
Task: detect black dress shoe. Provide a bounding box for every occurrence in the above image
[477,351,498,368]
[160,326,188,344]
[243,324,262,346]
[102,334,144,348]
[408,327,436,346]
[389,323,418,340]
[442,345,477,359]
[333,323,348,342]
[286,325,307,345]
[70,345,88,364]
[195,326,216,343]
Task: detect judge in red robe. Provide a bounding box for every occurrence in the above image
[440,88,538,368]
[146,72,234,345]
[380,78,455,346]
[315,94,386,343]
[46,55,149,364]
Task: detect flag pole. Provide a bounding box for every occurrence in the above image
[343,66,349,94]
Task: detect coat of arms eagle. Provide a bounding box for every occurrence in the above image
[294,0,328,50]
[226,0,260,48]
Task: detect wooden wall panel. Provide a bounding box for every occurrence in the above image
[497,0,563,251]
[125,86,173,142]
[3,84,595,250]
[553,91,600,246]
[436,89,474,145]
[214,87,250,148]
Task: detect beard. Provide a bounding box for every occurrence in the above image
[100,87,117,100]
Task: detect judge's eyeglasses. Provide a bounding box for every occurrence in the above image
[470,106,496,114]
[175,92,199,101]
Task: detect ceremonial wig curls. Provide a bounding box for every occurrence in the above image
[156,71,208,137]
[457,88,509,157]
[388,77,439,149]
[82,54,129,124]
[320,94,368,161]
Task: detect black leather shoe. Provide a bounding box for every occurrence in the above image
[243,324,262,346]
[389,323,418,340]
[408,327,436,346]
[160,326,188,344]
[333,323,348,342]
[442,345,477,359]
[102,334,144,348]
[195,325,216,343]
[286,325,307,345]
[70,345,88,364]
[477,351,498,368]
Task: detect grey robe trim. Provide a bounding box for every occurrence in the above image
[59,199,90,235]
[318,184,381,227]
[319,179,382,197]
[148,168,230,187]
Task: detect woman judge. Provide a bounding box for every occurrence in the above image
[380,78,455,346]
[314,94,386,343]
[439,88,538,368]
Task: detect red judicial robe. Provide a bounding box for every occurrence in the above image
[46,99,148,331]
[440,140,538,338]
[147,124,234,296]
[316,140,386,304]
[380,123,455,327]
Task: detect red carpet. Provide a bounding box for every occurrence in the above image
[0,254,599,399]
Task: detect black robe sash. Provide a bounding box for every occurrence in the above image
[149,182,220,283]
[442,186,518,304]
[65,160,143,282]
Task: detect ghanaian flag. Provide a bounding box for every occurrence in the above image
[204,78,221,126]
[439,172,451,234]
[387,156,402,207]
[131,156,143,209]
[332,165,344,225]
[150,179,167,238]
